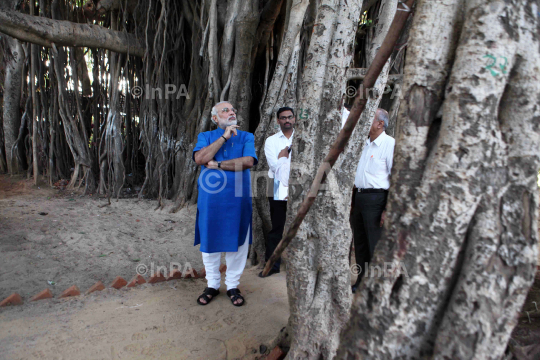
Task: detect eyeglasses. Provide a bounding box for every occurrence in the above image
[220,107,237,114]
[279,115,294,121]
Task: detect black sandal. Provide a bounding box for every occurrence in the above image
[226,288,245,307]
[197,287,219,305]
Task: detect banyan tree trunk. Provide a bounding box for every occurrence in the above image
[279,0,363,358]
[2,35,24,175]
[337,0,540,358]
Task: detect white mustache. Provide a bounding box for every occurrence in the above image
[228,116,236,121]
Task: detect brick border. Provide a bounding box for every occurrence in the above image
[1,264,212,307]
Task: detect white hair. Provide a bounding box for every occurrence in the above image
[211,101,231,116]
[377,108,389,129]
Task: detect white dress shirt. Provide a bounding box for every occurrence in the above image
[354,131,395,190]
[264,130,294,200]
[341,108,350,129]
[275,156,290,187]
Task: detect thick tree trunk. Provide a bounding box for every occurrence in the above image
[227,0,259,132]
[2,36,24,175]
[337,1,540,359]
[30,0,39,185]
[281,1,362,358]
[0,98,6,173]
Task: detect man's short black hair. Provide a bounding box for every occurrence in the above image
[276,107,295,119]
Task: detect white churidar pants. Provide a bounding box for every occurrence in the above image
[201,226,249,290]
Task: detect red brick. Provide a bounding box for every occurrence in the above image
[59,285,81,298]
[183,268,199,279]
[167,269,182,281]
[148,271,167,284]
[219,264,227,273]
[266,346,285,360]
[31,288,53,301]
[86,281,105,294]
[127,274,147,287]
[0,293,23,307]
[110,276,128,289]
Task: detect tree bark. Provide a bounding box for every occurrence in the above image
[251,0,309,270]
[337,0,540,359]
[51,44,96,191]
[350,0,398,144]
[282,1,362,358]
[101,13,125,198]
[30,0,39,185]
[228,0,259,132]
[0,9,145,57]
[2,36,24,175]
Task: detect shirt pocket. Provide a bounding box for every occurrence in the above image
[366,156,386,176]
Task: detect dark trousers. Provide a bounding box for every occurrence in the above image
[352,191,387,283]
[266,197,287,271]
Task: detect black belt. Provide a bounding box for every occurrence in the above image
[357,188,387,194]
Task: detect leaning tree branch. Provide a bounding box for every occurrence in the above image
[262,0,416,276]
[0,9,145,57]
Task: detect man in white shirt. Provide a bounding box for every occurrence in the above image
[341,103,351,129]
[261,107,295,277]
[351,108,395,293]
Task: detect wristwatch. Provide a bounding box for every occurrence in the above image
[218,161,222,168]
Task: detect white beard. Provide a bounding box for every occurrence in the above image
[220,117,237,128]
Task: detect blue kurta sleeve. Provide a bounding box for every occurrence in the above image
[242,132,258,165]
[193,132,210,161]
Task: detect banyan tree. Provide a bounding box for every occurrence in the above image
[0,0,538,359]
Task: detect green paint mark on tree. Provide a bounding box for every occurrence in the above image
[484,54,508,77]
[299,108,311,120]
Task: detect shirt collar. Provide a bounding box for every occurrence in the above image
[366,131,387,146]
[278,129,295,139]
[216,127,225,135]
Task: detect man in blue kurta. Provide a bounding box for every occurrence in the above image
[193,101,258,307]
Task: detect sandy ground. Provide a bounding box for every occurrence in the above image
[0,175,288,360]
[1,174,539,359]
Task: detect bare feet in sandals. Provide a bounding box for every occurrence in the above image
[197,287,220,305]
[227,288,244,306]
